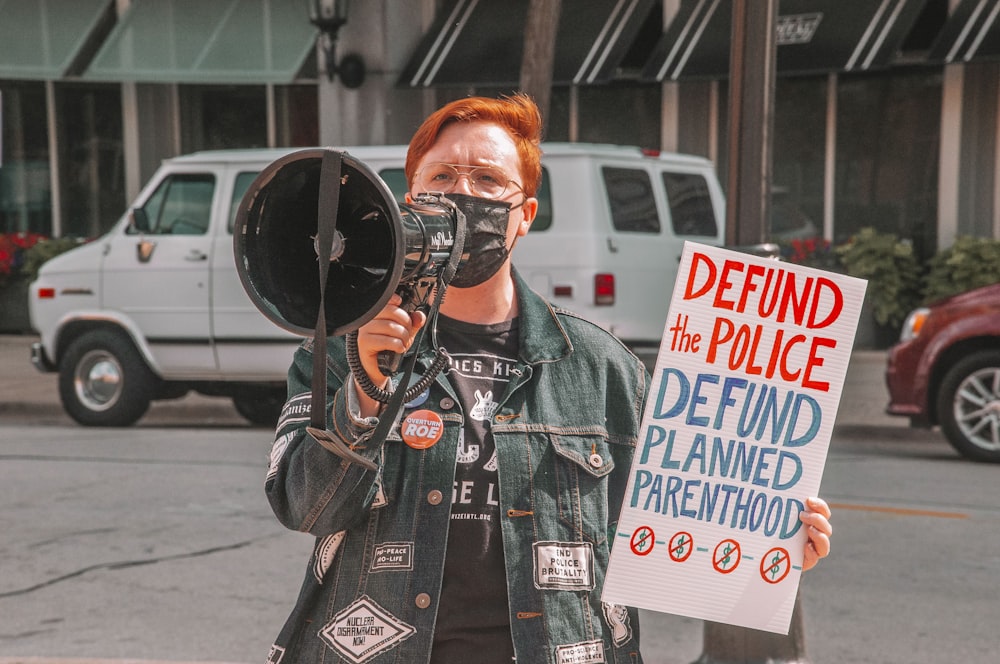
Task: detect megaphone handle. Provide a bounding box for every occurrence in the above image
[377,349,403,376]
[375,283,429,376]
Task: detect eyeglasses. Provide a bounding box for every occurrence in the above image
[413,163,523,200]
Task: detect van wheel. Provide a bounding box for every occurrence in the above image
[936,350,1000,463]
[232,388,285,427]
[59,330,155,426]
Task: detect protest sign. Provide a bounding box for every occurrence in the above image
[602,241,867,634]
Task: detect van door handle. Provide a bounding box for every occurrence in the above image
[607,237,619,253]
[185,250,208,262]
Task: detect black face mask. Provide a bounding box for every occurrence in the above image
[446,193,515,289]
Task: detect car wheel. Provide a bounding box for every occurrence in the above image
[936,349,1000,463]
[232,388,286,427]
[58,329,155,426]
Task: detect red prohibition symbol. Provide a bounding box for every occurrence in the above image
[630,526,655,556]
[760,547,791,584]
[713,539,741,574]
[668,531,694,562]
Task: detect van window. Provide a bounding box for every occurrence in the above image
[377,169,409,203]
[229,171,260,232]
[602,167,660,233]
[528,169,552,231]
[662,172,718,237]
[133,174,215,236]
[378,167,553,232]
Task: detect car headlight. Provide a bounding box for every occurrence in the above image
[900,307,930,342]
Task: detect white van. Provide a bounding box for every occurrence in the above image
[29,144,726,426]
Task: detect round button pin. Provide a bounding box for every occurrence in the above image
[589,453,604,468]
[401,409,444,449]
[403,388,430,409]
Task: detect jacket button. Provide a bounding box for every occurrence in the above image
[427,489,444,505]
[439,397,455,410]
[589,453,604,468]
[415,593,432,609]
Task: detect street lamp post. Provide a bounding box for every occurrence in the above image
[309,0,365,88]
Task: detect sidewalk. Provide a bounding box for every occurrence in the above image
[0,333,901,428]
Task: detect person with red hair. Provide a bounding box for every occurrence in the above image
[265,93,832,663]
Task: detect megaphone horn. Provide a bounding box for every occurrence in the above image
[233,148,463,339]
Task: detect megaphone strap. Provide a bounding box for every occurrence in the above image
[305,149,382,472]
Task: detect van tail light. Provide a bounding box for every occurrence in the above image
[594,273,615,306]
[37,287,56,299]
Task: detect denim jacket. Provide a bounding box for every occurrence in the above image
[265,273,648,664]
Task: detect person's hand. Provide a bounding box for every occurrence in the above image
[799,496,832,571]
[353,294,426,415]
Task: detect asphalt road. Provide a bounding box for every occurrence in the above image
[2,334,997,664]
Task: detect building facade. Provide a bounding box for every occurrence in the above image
[1,0,998,263]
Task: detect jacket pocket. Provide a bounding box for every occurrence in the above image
[549,433,616,543]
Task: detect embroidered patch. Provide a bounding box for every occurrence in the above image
[313,531,345,583]
[318,595,416,663]
[266,644,285,664]
[371,542,414,572]
[266,431,295,482]
[602,602,632,646]
[276,392,310,430]
[371,481,388,509]
[554,639,606,664]
[533,541,595,590]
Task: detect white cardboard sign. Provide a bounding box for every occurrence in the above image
[602,241,867,634]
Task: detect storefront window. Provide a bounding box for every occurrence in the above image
[0,82,51,235]
[772,76,827,241]
[57,84,124,238]
[575,84,661,148]
[275,85,318,147]
[835,69,941,259]
[180,85,267,152]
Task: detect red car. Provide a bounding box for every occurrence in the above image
[885,282,1000,462]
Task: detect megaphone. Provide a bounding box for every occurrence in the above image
[233,148,464,340]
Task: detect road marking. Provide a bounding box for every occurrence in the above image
[829,502,969,519]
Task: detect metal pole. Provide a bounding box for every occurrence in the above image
[520,0,562,127]
[700,2,810,660]
[723,0,776,246]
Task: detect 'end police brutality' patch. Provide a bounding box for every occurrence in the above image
[318,595,416,663]
[533,541,595,591]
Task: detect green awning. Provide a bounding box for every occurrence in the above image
[85,0,316,84]
[0,0,112,80]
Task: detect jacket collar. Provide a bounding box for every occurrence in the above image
[512,268,573,365]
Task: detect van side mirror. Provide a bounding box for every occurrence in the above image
[129,208,150,234]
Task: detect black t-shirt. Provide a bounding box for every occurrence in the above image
[430,314,519,664]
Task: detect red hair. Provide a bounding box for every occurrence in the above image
[405,93,543,197]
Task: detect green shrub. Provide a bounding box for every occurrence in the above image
[19,236,87,282]
[921,236,1000,303]
[835,227,922,328]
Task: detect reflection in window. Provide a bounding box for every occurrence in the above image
[602,167,660,233]
[133,174,215,236]
[835,70,941,259]
[229,171,260,232]
[0,83,51,235]
[57,84,124,238]
[180,86,267,152]
[772,76,827,241]
[662,172,718,237]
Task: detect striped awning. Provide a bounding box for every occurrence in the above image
[400,0,658,87]
[928,0,1000,64]
[641,0,931,81]
[84,0,316,84]
[0,0,112,80]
